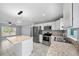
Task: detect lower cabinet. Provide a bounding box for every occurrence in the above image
[39,34,43,43]
[21,38,33,56]
[16,38,33,56]
[1,38,33,56]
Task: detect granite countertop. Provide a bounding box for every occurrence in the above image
[51,35,68,39]
[6,35,32,44]
[40,34,64,36]
[1,35,32,50]
[47,41,78,56]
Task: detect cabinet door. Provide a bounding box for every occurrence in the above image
[60,18,64,30]
[41,26,44,30]
[63,3,73,28]
[54,20,60,30]
[55,21,57,30]
[73,4,79,28]
[56,20,60,30]
[52,22,56,30]
[22,38,33,56]
[51,22,54,30]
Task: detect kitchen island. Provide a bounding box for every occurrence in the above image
[0,35,33,56]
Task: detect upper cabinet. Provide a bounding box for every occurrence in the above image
[63,3,73,29]
[60,18,64,30]
[63,3,79,29]
[73,4,79,28]
[55,20,60,30]
[33,19,62,31]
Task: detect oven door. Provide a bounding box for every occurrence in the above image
[43,36,51,46]
[43,36,49,41]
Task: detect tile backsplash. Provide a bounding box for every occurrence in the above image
[42,30,67,36]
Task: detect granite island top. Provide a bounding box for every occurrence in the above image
[6,35,33,45]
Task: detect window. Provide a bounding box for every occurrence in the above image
[71,29,74,35]
[1,26,16,36]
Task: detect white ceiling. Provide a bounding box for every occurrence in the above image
[0,3,63,25]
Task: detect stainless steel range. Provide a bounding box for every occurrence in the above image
[43,32,52,46]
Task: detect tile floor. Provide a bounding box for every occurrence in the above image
[30,43,49,56]
[31,42,79,56]
[47,41,79,56]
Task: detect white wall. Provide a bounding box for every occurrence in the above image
[21,25,31,36]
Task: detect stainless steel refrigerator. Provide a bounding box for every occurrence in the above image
[33,26,41,43]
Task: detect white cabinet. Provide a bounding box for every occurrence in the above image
[22,38,33,56]
[52,20,60,30]
[63,3,73,28]
[13,38,33,56]
[73,4,79,28]
[63,3,79,28]
[56,20,60,30]
[34,20,61,30]
[41,25,44,30]
[51,36,55,44]
[51,22,55,30]
[39,34,43,43]
[1,38,33,56]
[60,18,64,30]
